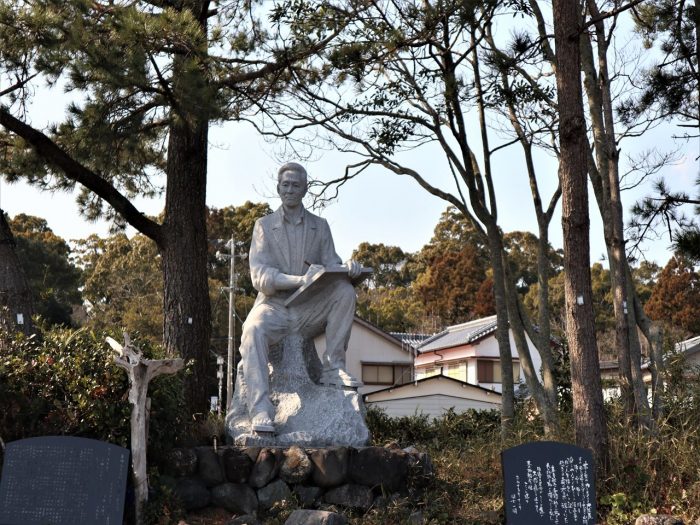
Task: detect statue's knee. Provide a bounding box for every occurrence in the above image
[240,323,259,350]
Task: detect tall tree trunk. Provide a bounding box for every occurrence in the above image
[581,1,651,427]
[160,8,212,412]
[0,211,34,337]
[486,228,516,437]
[502,259,560,435]
[492,49,560,411]
[553,0,608,474]
[162,116,211,413]
[628,264,665,418]
[482,217,559,436]
[535,229,558,409]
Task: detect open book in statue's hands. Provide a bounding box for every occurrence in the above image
[284,265,373,308]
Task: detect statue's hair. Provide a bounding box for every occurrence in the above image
[277,162,308,184]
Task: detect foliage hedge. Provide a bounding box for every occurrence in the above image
[0,326,188,455]
[366,405,501,447]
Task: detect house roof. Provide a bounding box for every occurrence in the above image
[642,335,700,369]
[677,335,700,356]
[417,315,498,354]
[363,373,503,400]
[389,332,434,349]
[601,335,700,372]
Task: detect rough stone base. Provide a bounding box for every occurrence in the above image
[226,334,370,447]
[163,444,434,516]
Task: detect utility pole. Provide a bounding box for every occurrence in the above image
[217,237,247,414]
[226,235,236,413]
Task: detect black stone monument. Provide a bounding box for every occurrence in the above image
[0,436,129,525]
[501,441,596,525]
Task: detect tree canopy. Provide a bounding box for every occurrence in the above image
[8,213,82,327]
[75,232,162,339]
[0,0,347,409]
[646,254,700,334]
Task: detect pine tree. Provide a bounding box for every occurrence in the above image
[621,0,699,133]
[625,0,700,265]
[0,0,340,410]
[552,0,608,474]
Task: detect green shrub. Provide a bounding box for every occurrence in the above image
[366,406,501,448]
[0,326,187,454]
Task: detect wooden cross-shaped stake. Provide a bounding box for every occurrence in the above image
[107,334,184,525]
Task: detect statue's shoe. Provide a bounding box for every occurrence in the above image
[320,368,364,388]
[251,411,275,433]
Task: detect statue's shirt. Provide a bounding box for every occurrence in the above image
[282,208,305,276]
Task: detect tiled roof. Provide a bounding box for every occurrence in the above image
[678,335,700,354]
[601,335,700,370]
[363,373,503,400]
[417,315,498,354]
[389,332,434,349]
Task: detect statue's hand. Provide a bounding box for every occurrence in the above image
[301,264,324,286]
[345,259,362,279]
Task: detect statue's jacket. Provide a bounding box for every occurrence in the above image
[249,206,342,310]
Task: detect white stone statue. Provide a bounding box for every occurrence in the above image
[239,162,364,434]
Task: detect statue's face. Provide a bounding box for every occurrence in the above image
[277,170,307,207]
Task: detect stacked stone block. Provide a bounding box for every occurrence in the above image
[161,444,433,518]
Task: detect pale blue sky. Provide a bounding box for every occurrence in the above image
[1,12,697,269]
[1,112,695,267]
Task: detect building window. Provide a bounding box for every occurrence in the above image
[416,366,439,380]
[477,360,520,383]
[362,364,394,385]
[362,363,413,385]
[446,363,465,381]
[394,364,412,385]
[477,360,494,383]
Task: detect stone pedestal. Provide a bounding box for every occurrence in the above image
[225,334,370,447]
[162,443,434,516]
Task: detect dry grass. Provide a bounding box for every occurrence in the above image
[163,400,700,525]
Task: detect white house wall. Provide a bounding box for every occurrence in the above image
[467,360,477,384]
[475,331,543,383]
[369,395,500,419]
[415,328,544,389]
[365,376,501,404]
[314,320,412,395]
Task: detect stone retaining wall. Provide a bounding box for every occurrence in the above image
[160,443,433,517]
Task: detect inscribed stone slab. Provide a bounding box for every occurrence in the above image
[0,436,129,525]
[501,441,596,525]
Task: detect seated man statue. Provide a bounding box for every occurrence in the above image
[240,162,363,433]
